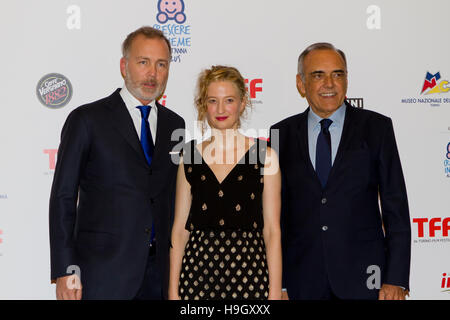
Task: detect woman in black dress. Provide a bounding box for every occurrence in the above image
[169,66,282,300]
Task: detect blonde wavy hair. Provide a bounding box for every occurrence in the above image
[195,65,252,134]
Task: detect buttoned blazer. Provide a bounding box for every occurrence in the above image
[270,101,411,299]
[49,89,185,299]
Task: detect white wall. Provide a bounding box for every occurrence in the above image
[0,0,449,299]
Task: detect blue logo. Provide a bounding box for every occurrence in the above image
[156,0,186,24]
[154,0,191,63]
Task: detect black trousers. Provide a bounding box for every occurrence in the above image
[134,247,162,300]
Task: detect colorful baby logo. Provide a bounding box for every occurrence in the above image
[157,0,186,24]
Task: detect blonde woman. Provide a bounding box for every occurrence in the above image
[169,66,282,300]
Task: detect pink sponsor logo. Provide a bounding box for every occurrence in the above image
[44,149,58,170]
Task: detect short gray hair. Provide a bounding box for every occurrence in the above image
[122,26,171,59]
[297,42,347,80]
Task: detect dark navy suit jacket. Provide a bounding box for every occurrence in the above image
[49,89,185,299]
[270,101,411,299]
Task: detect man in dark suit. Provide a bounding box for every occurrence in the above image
[49,26,185,300]
[270,43,411,300]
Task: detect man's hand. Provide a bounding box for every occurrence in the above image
[378,284,408,300]
[56,274,82,300]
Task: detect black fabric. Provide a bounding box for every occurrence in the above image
[179,139,269,300]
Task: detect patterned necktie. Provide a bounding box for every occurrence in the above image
[316,118,333,188]
[137,105,156,246]
[136,105,154,165]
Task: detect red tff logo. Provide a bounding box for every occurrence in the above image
[413,217,450,238]
[245,79,263,99]
[44,149,58,170]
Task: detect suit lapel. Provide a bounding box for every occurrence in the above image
[296,108,318,179]
[150,101,170,168]
[106,89,149,167]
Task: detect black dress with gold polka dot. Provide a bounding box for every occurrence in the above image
[179,139,269,300]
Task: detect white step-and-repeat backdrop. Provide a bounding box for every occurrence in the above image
[0,0,449,299]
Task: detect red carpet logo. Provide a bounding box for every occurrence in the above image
[421,72,449,95]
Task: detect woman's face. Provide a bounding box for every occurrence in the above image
[205,80,245,131]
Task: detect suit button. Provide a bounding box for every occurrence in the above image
[321,198,327,204]
[322,226,328,231]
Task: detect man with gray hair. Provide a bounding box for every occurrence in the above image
[270,42,411,300]
[49,26,185,299]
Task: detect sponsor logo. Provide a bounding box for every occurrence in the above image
[346,97,364,109]
[245,78,263,105]
[44,149,58,175]
[153,0,191,63]
[0,229,3,256]
[36,73,73,108]
[441,273,450,293]
[0,194,7,200]
[158,94,167,107]
[156,0,186,24]
[401,71,450,107]
[422,72,450,95]
[412,217,450,244]
[445,142,450,178]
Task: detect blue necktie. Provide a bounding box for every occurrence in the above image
[137,106,154,165]
[137,105,156,245]
[316,118,333,188]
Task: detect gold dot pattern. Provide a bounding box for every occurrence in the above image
[180,139,269,300]
[179,229,269,300]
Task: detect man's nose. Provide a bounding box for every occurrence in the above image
[146,63,157,77]
[323,74,334,87]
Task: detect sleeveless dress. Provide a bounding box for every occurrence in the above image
[179,139,269,300]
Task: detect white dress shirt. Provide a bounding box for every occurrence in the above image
[120,85,157,144]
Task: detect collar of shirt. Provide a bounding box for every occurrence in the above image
[119,85,158,143]
[119,85,158,115]
[307,102,346,133]
[307,102,346,169]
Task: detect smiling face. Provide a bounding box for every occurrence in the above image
[297,49,348,118]
[159,0,184,18]
[205,81,246,132]
[120,35,170,105]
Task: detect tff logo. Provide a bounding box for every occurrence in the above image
[0,229,3,244]
[44,149,58,170]
[412,217,450,238]
[245,79,263,99]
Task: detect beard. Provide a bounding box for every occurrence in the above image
[125,68,166,103]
